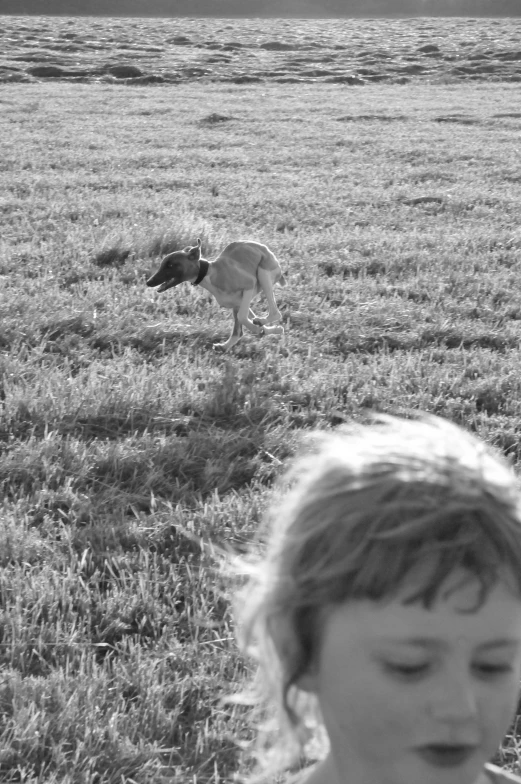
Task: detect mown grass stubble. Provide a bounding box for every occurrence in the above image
[1,81,521,782]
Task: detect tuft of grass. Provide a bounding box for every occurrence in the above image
[141,228,201,260]
[94,244,132,267]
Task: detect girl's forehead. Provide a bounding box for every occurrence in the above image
[322,575,521,648]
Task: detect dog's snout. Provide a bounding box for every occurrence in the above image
[146,255,178,289]
[146,266,167,287]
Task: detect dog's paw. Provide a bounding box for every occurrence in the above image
[264,324,284,336]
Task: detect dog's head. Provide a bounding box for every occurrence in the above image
[146,239,202,293]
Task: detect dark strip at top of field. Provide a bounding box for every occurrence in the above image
[1,16,521,85]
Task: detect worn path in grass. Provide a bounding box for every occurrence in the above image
[1,80,521,781]
[2,15,521,85]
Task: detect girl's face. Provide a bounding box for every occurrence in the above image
[303,572,521,784]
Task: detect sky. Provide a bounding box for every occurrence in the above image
[1,0,520,17]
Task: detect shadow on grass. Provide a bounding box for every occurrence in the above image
[2,307,268,368]
[1,423,280,507]
[332,327,519,356]
[1,360,289,514]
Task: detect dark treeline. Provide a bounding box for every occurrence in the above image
[1,0,520,17]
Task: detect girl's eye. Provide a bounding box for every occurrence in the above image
[473,663,513,678]
[383,662,430,679]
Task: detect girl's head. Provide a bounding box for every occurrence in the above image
[236,415,521,782]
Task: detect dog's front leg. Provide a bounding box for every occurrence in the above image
[238,289,264,335]
[238,290,283,338]
[250,308,268,326]
[249,308,264,327]
[213,308,243,351]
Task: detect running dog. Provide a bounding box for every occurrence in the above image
[146,239,286,351]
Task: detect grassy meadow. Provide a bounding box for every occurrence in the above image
[2,75,521,783]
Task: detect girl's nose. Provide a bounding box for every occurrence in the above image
[428,675,478,723]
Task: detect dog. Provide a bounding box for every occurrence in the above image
[146,239,286,351]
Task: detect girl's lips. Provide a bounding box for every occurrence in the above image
[417,745,475,768]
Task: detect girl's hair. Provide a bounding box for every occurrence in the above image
[234,414,521,780]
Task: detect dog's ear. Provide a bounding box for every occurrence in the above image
[188,240,201,261]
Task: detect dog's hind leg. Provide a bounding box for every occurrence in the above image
[213,309,243,352]
[257,267,283,325]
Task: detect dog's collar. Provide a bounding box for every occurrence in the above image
[192,259,210,286]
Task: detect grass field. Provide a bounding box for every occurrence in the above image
[2,73,521,783]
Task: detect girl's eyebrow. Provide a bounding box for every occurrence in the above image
[475,639,521,651]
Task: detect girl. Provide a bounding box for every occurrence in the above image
[235,415,521,784]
